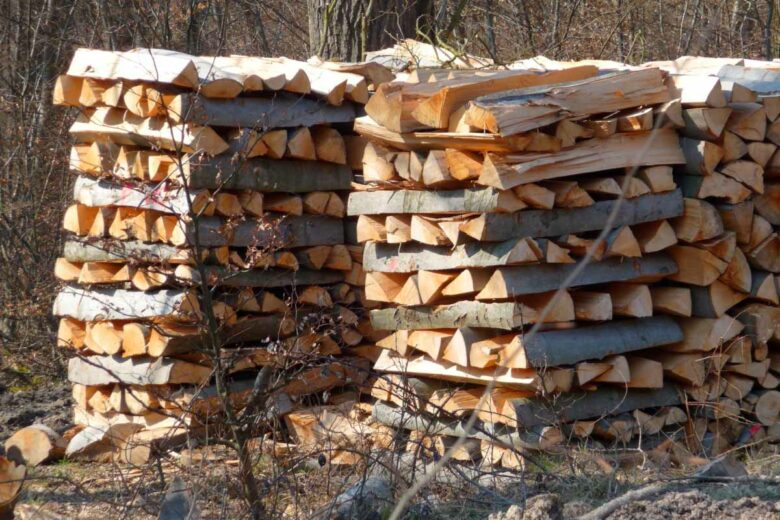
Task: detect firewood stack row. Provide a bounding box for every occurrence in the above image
[350,60,780,466]
[51,48,383,463]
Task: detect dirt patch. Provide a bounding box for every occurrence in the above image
[604,486,780,520]
[0,380,72,445]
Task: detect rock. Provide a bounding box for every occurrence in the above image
[489,494,563,520]
[158,476,200,520]
[694,455,747,478]
[563,500,593,519]
[329,476,392,520]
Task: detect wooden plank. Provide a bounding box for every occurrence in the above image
[353,115,536,153]
[474,253,677,299]
[459,190,683,242]
[73,176,208,216]
[184,156,351,192]
[363,239,542,273]
[53,286,199,321]
[346,188,524,216]
[369,295,573,331]
[467,69,669,135]
[479,129,685,189]
[509,385,681,429]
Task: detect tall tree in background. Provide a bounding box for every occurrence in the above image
[307,0,434,60]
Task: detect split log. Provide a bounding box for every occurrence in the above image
[68,355,212,386]
[689,281,748,317]
[669,75,727,107]
[677,172,752,203]
[681,108,732,140]
[363,239,541,273]
[53,286,199,321]
[62,238,226,265]
[346,188,524,215]
[466,69,669,135]
[353,115,536,153]
[479,129,684,189]
[366,66,598,132]
[70,108,228,155]
[460,190,683,242]
[369,293,574,331]
[0,456,25,517]
[184,156,351,192]
[174,266,343,288]
[475,253,677,300]
[666,245,729,286]
[679,138,723,175]
[650,286,692,317]
[509,385,681,429]
[502,316,682,368]
[165,92,356,126]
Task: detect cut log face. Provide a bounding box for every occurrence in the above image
[4,425,66,466]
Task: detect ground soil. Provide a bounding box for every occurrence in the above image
[0,379,72,445]
[603,485,780,520]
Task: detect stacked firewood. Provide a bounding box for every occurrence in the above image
[51,48,379,463]
[351,61,780,465]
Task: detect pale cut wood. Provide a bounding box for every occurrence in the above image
[748,234,780,272]
[367,65,598,132]
[363,239,541,273]
[617,107,654,132]
[633,220,678,253]
[410,215,449,245]
[650,286,692,317]
[696,232,737,262]
[651,98,682,130]
[70,108,228,156]
[663,315,744,353]
[717,201,754,245]
[546,180,594,207]
[572,291,613,321]
[721,131,748,162]
[555,119,594,147]
[68,355,211,386]
[370,293,574,331]
[750,271,779,304]
[4,425,65,466]
[353,115,535,153]
[726,103,767,141]
[681,107,732,140]
[607,284,653,318]
[719,160,764,193]
[73,176,208,216]
[666,245,729,286]
[467,69,669,135]
[689,280,748,317]
[656,352,706,386]
[479,129,684,189]
[754,183,780,224]
[346,188,525,216]
[53,286,199,321]
[747,142,777,167]
[669,75,727,107]
[719,248,752,293]
[677,172,752,204]
[66,48,200,89]
[680,138,723,175]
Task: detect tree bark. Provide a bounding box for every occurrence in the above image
[307,0,434,61]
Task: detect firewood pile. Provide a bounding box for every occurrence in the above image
[50,48,384,463]
[350,57,780,465]
[45,47,780,469]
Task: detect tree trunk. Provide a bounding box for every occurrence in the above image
[307,0,434,61]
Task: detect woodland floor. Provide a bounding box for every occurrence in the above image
[2,381,779,519]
